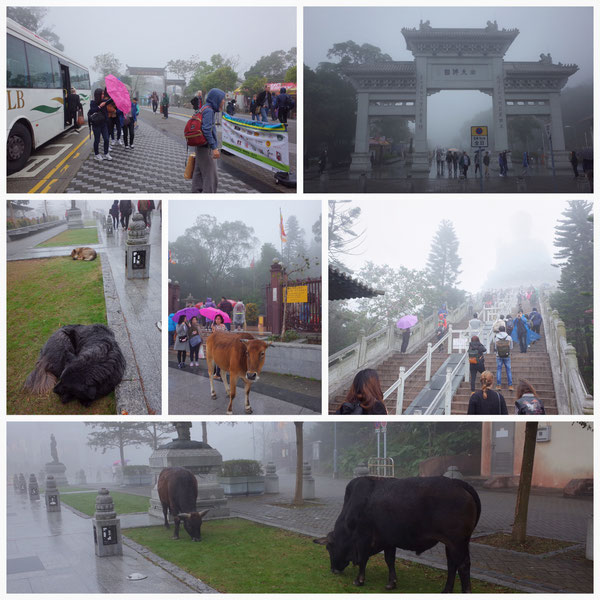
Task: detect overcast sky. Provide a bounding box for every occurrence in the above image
[40,7,296,80]
[334,198,570,293]
[305,7,592,146]
[169,200,321,256]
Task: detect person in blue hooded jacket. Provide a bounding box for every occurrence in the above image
[192,88,225,193]
[511,311,540,353]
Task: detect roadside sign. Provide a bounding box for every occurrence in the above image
[470,125,488,148]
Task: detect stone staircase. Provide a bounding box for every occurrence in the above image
[452,322,558,415]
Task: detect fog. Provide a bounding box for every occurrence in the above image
[6,422,295,483]
[38,7,296,80]
[17,199,145,219]
[305,7,593,146]
[169,199,321,253]
[335,198,569,293]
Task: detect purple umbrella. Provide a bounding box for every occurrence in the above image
[396,315,418,329]
[174,307,201,321]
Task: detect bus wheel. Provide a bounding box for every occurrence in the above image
[7,123,32,175]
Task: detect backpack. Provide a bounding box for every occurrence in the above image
[505,317,514,334]
[468,347,480,364]
[531,312,542,326]
[515,395,545,415]
[88,109,105,126]
[184,106,209,147]
[496,338,511,358]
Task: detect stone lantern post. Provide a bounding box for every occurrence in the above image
[92,489,123,557]
[45,475,61,512]
[28,474,40,501]
[125,213,150,279]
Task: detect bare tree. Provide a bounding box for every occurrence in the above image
[511,422,538,543]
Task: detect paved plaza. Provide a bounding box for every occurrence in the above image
[168,354,321,415]
[7,216,161,414]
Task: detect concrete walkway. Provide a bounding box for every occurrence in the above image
[226,474,593,594]
[6,491,198,593]
[7,216,161,414]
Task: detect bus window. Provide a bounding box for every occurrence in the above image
[52,55,63,88]
[25,43,58,88]
[71,65,91,91]
[7,35,29,87]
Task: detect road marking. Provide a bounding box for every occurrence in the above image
[27,135,90,193]
[8,144,71,179]
[40,178,59,193]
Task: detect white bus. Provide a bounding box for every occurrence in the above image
[7,18,91,174]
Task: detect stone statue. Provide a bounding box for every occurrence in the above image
[485,20,498,32]
[173,422,192,441]
[419,20,432,30]
[539,53,553,65]
[50,434,58,463]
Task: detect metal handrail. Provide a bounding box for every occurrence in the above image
[424,353,469,415]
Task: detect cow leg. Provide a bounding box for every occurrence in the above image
[207,355,217,399]
[161,502,169,528]
[353,558,368,587]
[243,378,253,414]
[442,544,459,593]
[172,516,181,540]
[457,545,472,593]
[384,547,397,590]
[226,374,236,415]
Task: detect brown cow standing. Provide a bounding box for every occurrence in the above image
[206,332,271,414]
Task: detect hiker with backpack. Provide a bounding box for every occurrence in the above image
[467,335,487,392]
[512,310,539,353]
[514,379,546,415]
[494,325,513,391]
[529,308,543,334]
[188,87,226,194]
[467,371,508,415]
[504,314,514,335]
[492,314,505,334]
[274,87,294,127]
[88,88,113,162]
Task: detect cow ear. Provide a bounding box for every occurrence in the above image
[239,339,249,347]
[265,341,273,348]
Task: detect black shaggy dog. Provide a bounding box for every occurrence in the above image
[24,324,126,406]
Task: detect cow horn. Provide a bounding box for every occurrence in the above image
[265,341,273,348]
[177,512,191,519]
[197,509,210,519]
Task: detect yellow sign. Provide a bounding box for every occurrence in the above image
[286,285,308,303]
[470,125,488,136]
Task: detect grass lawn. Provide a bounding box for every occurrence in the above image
[7,257,114,415]
[61,491,149,516]
[123,519,515,594]
[37,228,98,247]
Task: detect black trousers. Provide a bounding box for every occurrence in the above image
[123,121,135,146]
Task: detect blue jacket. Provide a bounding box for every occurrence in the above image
[168,313,176,332]
[511,315,540,346]
[274,92,294,111]
[130,101,139,122]
[201,88,225,150]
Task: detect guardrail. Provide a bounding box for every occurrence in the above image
[329,300,474,396]
[7,219,66,241]
[539,289,593,414]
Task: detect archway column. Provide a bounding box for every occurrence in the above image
[412,57,430,173]
[548,93,571,170]
[350,92,372,173]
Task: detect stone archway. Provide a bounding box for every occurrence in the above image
[346,21,578,175]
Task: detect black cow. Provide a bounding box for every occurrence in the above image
[314,476,481,592]
[157,467,209,542]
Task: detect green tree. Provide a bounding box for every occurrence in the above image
[8,7,64,51]
[85,422,154,467]
[92,53,123,79]
[284,215,307,268]
[166,59,196,86]
[240,74,267,97]
[244,48,296,79]
[203,66,238,94]
[551,201,593,383]
[145,423,177,450]
[426,220,463,307]
[328,201,364,270]
[285,65,297,83]
[326,40,392,66]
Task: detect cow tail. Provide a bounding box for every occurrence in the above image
[455,479,482,526]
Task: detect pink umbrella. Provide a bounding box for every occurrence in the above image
[396,315,418,329]
[105,74,131,114]
[200,307,231,323]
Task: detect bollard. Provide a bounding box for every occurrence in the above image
[125,214,150,279]
[105,215,113,236]
[443,466,464,480]
[302,462,316,500]
[92,489,123,557]
[18,473,27,494]
[353,463,370,478]
[13,474,19,494]
[45,475,61,512]
[265,462,279,494]
[28,474,40,501]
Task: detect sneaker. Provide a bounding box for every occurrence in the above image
[130,144,134,149]
[94,154,103,161]
[118,139,123,145]
[104,153,113,161]
[508,385,514,391]
[109,139,115,146]
[496,385,502,390]
[124,144,129,149]
[177,362,182,369]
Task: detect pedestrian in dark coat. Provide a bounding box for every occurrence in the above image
[468,371,508,414]
[467,336,487,392]
[119,200,133,230]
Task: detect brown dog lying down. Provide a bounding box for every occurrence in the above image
[71,247,97,261]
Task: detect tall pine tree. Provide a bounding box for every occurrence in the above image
[284,215,307,268]
[426,220,463,309]
[551,201,593,381]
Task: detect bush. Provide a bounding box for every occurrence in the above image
[221,459,263,477]
[122,465,151,475]
[245,303,259,325]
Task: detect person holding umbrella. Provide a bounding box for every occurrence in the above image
[88,88,112,161]
[188,316,203,367]
[396,315,418,354]
[174,314,190,369]
[211,314,228,380]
